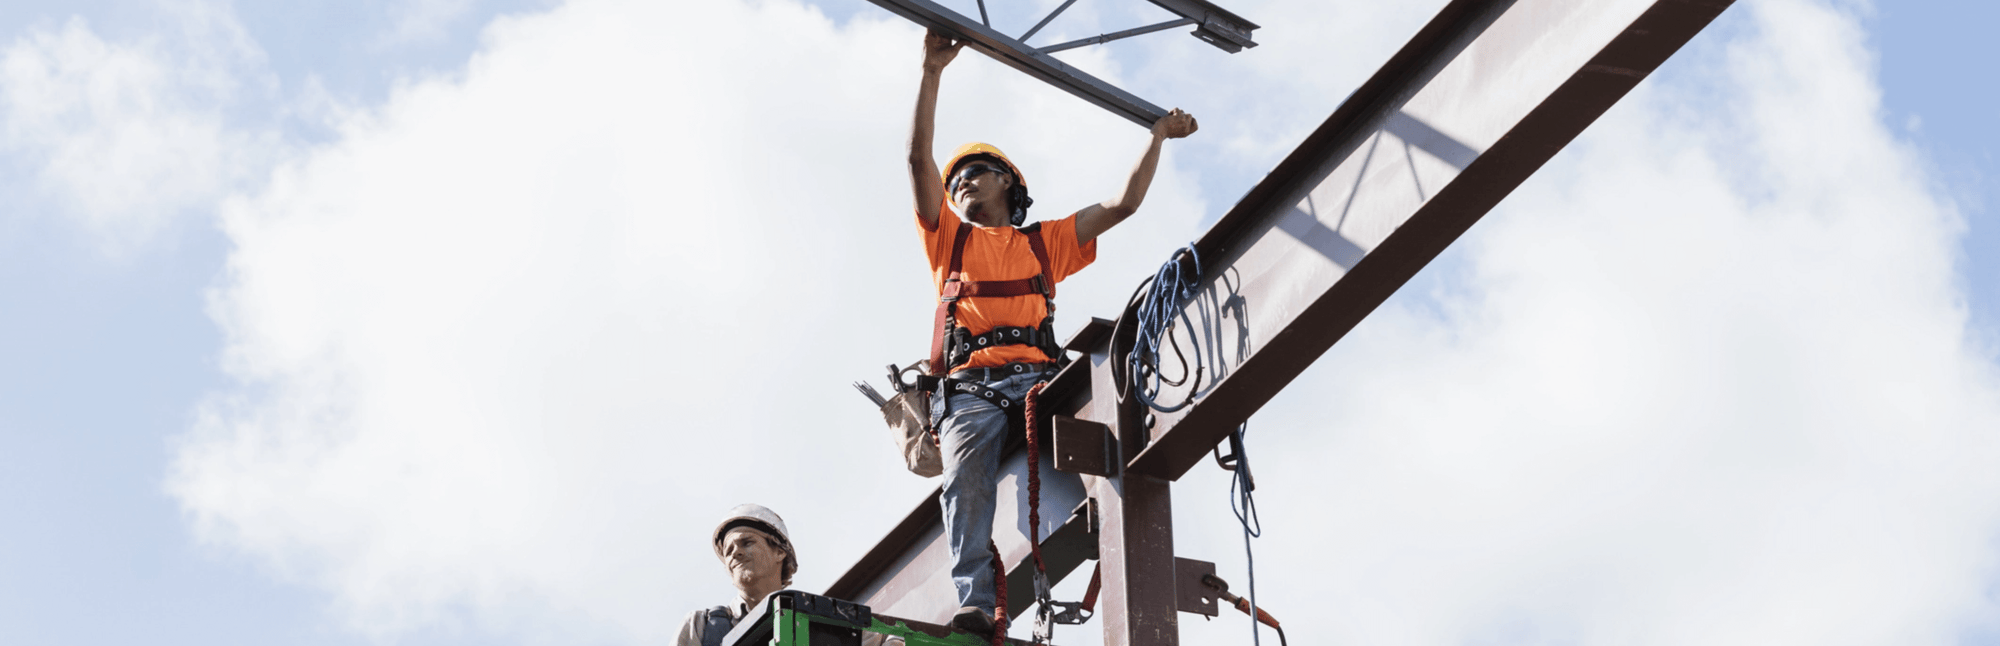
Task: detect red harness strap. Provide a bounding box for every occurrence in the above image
[928,223,1058,377]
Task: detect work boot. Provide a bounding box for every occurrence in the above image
[949,606,994,637]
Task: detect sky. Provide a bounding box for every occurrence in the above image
[2,0,1998,645]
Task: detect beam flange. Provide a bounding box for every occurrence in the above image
[1141,0,1260,52]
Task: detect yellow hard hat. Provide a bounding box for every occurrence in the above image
[941,142,1027,189]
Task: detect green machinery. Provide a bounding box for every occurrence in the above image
[722,591,1034,646]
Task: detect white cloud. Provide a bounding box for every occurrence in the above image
[171,0,1205,641]
[0,5,275,251]
[165,0,2000,644]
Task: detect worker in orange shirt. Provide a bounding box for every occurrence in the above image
[907,28,1198,637]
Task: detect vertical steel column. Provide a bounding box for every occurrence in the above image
[1082,341,1180,646]
[1092,473,1177,645]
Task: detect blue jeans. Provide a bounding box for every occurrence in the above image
[932,370,1042,613]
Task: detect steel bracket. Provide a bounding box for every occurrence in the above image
[1054,416,1117,476]
[1173,557,1219,617]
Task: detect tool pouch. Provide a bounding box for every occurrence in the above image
[875,361,942,478]
[883,389,941,478]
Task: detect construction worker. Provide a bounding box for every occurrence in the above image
[908,29,1197,636]
[675,504,798,646]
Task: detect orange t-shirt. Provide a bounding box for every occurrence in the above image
[919,202,1097,370]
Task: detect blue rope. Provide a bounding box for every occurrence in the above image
[1128,244,1280,645]
[1128,244,1203,412]
[1229,423,1265,646]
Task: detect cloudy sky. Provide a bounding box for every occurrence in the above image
[4,0,1999,645]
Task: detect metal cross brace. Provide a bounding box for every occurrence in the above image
[860,0,1259,127]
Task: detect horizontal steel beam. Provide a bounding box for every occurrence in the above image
[1129,0,1736,480]
[862,0,1169,126]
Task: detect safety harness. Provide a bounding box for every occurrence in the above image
[914,221,1076,645]
[917,222,1065,412]
[696,605,735,646]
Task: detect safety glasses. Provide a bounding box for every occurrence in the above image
[948,162,1008,192]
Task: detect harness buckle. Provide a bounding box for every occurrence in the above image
[1048,600,1092,625]
[1032,573,1058,643]
[1030,274,1050,295]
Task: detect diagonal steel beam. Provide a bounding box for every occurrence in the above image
[1019,0,1079,43]
[830,0,1735,635]
[822,437,1092,625]
[1127,0,1736,481]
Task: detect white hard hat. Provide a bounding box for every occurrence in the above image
[713,504,797,584]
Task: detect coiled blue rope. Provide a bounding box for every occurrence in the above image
[1127,244,1204,412]
[1125,243,1282,645]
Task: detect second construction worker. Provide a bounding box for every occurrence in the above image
[907,29,1197,636]
[675,504,798,646]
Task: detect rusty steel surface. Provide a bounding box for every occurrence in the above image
[1001,500,1097,613]
[1075,340,1179,646]
[1172,557,1220,617]
[1052,416,1117,477]
[1128,0,1736,480]
[1094,471,1178,645]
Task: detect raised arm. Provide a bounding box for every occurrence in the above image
[1073,108,1199,245]
[910,30,963,230]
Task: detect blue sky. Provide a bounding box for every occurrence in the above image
[2,1,1997,646]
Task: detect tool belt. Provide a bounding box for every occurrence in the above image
[933,363,1055,414]
[943,326,1056,370]
[875,361,1055,478]
[947,360,1055,383]
[872,222,1066,478]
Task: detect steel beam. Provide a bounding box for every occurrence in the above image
[830,0,1733,639]
[1083,335,1178,646]
[1127,0,1736,480]
[861,0,1170,126]
[1019,0,1079,43]
[1141,0,1260,52]
[1093,472,1177,645]
[823,430,1090,625]
[1039,18,1197,55]
[825,323,1119,630]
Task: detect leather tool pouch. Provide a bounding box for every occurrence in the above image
[879,361,942,478]
[882,389,941,478]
